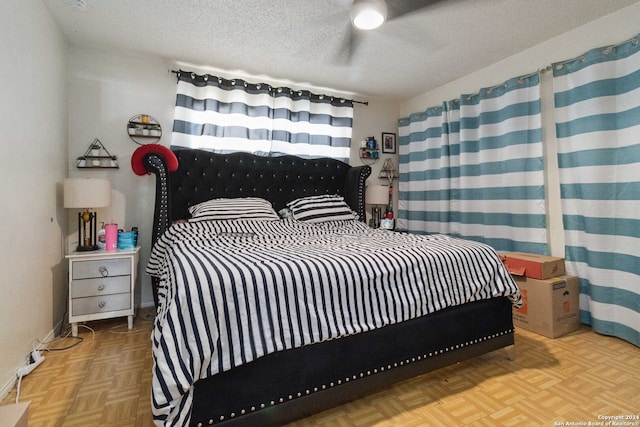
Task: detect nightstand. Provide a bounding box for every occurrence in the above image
[66,247,140,337]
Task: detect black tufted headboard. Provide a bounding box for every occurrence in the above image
[142,148,371,304]
[169,149,371,221]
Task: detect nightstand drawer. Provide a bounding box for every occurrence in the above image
[71,276,131,298]
[72,258,131,279]
[72,293,131,316]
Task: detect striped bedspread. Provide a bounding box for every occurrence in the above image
[148,219,521,426]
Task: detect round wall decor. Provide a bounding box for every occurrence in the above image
[127,114,162,145]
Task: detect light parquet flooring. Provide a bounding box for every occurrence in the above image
[2,310,157,427]
[2,310,639,427]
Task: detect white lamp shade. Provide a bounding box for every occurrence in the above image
[365,185,389,205]
[63,178,112,208]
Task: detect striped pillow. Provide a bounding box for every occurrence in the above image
[188,197,279,222]
[287,194,358,223]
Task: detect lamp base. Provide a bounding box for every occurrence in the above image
[77,210,99,252]
[76,244,100,252]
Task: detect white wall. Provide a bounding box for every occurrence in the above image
[67,49,176,307]
[399,2,640,257]
[67,49,401,307]
[0,1,68,398]
[350,100,401,220]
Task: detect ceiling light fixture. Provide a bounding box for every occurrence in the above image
[351,0,388,30]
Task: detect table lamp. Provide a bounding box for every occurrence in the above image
[64,178,112,251]
[365,184,389,228]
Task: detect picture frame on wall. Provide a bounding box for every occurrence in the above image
[382,132,396,154]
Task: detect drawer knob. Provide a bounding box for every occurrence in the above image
[98,266,109,277]
[98,301,106,309]
[97,284,105,291]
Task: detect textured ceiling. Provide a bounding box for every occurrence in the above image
[43,0,639,100]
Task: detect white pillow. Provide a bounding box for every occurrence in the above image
[286,194,358,223]
[188,197,279,221]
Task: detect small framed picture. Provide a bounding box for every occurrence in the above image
[382,132,396,154]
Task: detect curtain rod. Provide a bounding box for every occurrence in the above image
[554,35,639,71]
[169,69,368,106]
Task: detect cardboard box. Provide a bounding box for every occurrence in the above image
[0,401,29,427]
[500,251,565,279]
[512,275,580,338]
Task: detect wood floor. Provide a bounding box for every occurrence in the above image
[2,309,639,426]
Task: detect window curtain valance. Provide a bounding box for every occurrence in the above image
[171,71,354,162]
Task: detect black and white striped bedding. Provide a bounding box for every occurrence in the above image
[148,219,521,426]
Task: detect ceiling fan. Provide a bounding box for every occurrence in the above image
[340,0,442,62]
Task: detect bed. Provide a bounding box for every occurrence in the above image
[138,147,521,427]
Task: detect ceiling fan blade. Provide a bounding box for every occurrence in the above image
[336,0,439,65]
[386,0,443,21]
[336,20,362,64]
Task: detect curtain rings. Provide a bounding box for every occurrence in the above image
[554,55,586,71]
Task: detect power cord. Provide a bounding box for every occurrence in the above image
[14,325,94,404]
[15,350,44,403]
[15,373,23,404]
[35,332,84,352]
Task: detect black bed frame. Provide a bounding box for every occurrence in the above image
[141,148,515,427]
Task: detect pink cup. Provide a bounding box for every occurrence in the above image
[105,224,118,252]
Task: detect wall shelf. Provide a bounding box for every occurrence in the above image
[378,158,398,180]
[359,148,379,165]
[127,114,162,145]
[359,147,380,159]
[359,136,380,165]
[77,138,119,169]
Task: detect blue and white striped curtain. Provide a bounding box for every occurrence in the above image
[398,74,547,253]
[171,71,353,162]
[552,35,640,346]
[397,102,458,235]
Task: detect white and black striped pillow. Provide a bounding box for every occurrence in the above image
[188,197,280,222]
[286,194,358,223]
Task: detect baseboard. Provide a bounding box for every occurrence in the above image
[0,371,19,404]
[140,300,156,309]
[0,323,60,403]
